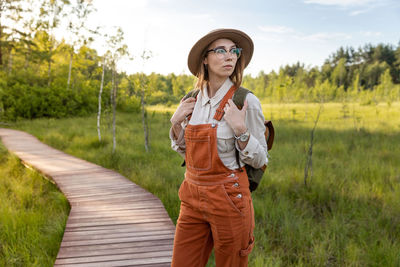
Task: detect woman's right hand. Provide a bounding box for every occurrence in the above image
[170,97,196,126]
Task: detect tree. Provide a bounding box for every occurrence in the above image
[0,0,24,67]
[331,58,347,88]
[103,27,131,153]
[66,0,96,90]
[37,0,70,86]
[139,50,152,152]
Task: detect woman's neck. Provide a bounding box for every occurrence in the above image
[207,75,228,98]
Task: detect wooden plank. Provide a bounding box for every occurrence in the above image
[54,250,172,265]
[68,209,168,220]
[69,196,159,206]
[70,204,166,213]
[66,213,170,224]
[66,192,154,202]
[59,234,174,247]
[56,244,173,259]
[64,217,173,228]
[56,239,173,254]
[64,221,173,233]
[54,256,173,267]
[62,228,175,241]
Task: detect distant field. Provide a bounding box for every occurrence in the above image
[2,101,400,266]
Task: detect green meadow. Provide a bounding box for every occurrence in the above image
[1,101,400,266]
[0,144,70,266]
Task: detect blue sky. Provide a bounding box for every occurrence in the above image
[81,0,400,76]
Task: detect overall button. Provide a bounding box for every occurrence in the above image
[211,123,216,128]
[236,194,242,199]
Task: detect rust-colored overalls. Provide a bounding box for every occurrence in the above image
[172,86,255,267]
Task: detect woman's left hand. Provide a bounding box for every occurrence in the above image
[223,99,248,136]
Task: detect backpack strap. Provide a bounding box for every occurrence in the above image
[183,89,200,101]
[265,120,274,150]
[182,89,200,121]
[231,87,251,171]
[232,86,252,110]
[213,85,237,121]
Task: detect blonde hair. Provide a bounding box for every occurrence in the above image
[194,42,245,91]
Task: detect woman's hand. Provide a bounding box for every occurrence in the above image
[170,97,196,126]
[223,99,248,136]
[170,97,196,140]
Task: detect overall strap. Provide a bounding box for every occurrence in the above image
[213,85,237,121]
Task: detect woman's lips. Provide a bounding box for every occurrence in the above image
[223,65,233,69]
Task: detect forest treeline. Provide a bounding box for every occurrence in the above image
[1,0,400,121]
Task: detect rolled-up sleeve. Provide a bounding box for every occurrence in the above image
[235,93,268,168]
[169,119,188,158]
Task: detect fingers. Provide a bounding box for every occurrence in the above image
[180,96,196,104]
[184,97,196,103]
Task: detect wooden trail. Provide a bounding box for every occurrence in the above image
[0,128,175,267]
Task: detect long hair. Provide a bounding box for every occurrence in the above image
[194,43,245,91]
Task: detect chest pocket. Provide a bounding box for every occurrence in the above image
[217,121,235,154]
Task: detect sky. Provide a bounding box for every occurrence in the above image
[76,0,400,76]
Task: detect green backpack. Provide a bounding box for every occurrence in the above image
[182,87,275,192]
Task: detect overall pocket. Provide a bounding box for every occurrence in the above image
[185,136,211,171]
[221,181,246,216]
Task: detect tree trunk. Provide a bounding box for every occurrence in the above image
[112,67,117,153]
[47,46,52,87]
[67,51,73,90]
[7,48,12,75]
[0,25,3,66]
[140,73,149,152]
[97,58,105,142]
[24,44,31,70]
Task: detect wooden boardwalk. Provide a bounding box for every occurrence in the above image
[0,128,175,267]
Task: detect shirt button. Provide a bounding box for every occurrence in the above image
[229,173,235,177]
[236,194,242,199]
[211,123,216,128]
[233,183,239,187]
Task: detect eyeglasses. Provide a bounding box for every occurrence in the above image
[206,47,242,59]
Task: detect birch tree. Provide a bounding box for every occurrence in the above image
[103,28,131,153]
[139,50,152,152]
[97,53,108,142]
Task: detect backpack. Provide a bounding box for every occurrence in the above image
[182,86,275,192]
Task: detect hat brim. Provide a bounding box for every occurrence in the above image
[188,29,254,77]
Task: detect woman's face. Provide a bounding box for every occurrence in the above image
[203,38,238,80]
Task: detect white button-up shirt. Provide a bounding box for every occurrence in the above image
[170,78,268,170]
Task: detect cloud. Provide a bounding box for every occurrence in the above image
[349,9,369,15]
[297,32,352,42]
[257,24,352,44]
[258,25,294,34]
[360,31,382,37]
[303,0,392,16]
[303,0,376,7]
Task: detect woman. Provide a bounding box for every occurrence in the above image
[169,29,268,267]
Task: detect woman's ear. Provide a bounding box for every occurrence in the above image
[203,57,208,65]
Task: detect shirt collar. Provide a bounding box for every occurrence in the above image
[200,78,234,107]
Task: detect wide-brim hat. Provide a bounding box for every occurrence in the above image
[187,28,254,76]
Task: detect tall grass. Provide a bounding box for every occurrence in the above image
[0,143,70,266]
[3,101,400,266]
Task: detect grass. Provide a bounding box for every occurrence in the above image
[2,101,400,266]
[0,143,70,267]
